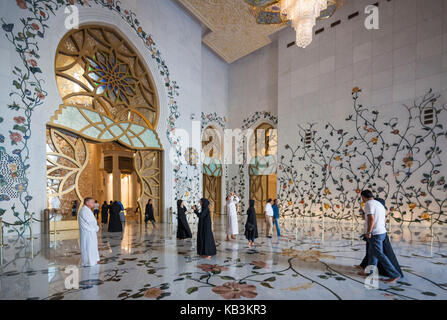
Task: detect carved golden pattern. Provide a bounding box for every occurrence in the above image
[54,25,159,129]
[203,174,222,216]
[135,150,163,221]
[46,128,89,216]
[177,0,284,63]
[250,174,277,214]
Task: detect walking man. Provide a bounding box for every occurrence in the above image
[360,190,401,283]
[264,199,274,238]
[272,199,281,237]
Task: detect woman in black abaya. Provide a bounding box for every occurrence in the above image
[244,200,258,247]
[101,201,109,224]
[177,200,192,240]
[145,199,156,228]
[108,201,123,232]
[193,198,216,259]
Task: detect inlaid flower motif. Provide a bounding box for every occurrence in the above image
[403,155,414,168]
[10,133,23,143]
[13,116,26,124]
[86,50,138,104]
[420,213,430,220]
[281,248,335,262]
[251,261,268,269]
[144,287,163,299]
[212,282,258,300]
[197,264,229,273]
[16,0,27,9]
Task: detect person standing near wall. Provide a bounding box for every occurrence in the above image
[78,197,100,267]
[264,199,274,239]
[272,199,281,237]
[245,200,258,247]
[101,201,109,224]
[71,200,78,217]
[93,200,100,220]
[145,199,156,228]
[193,198,216,259]
[226,193,240,241]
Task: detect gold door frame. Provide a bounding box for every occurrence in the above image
[202,125,223,217]
[46,25,163,222]
[135,150,164,223]
[249,122,277,214]
[203,172,222,216]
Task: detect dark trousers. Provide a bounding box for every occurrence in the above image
[367,233,401,279]
[273,218,281,236]
[94,210,99,219]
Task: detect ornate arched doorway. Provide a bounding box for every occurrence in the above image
[202,126,223,218]
[46,25,163,228]
[249,123,277,215]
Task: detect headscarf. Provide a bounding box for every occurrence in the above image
[200,198,210,211]
[177,199,183,211]
[249,199,255,208]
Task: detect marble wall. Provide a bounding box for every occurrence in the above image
[276,0,447,226]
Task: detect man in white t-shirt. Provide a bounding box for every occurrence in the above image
[361,190,401,283]
[264,199,274,238]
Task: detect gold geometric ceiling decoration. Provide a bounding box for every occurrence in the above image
[177,0,285,63]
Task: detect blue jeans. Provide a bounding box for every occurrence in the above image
[273,218,281,236]
[367,233,400,279]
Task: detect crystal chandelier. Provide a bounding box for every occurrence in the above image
[244,0,344,49]
[280,0,328,48]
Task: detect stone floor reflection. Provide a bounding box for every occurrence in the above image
[0,217,446,300]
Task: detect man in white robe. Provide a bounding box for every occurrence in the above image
[79,198,100,267]
[226,193,240,241]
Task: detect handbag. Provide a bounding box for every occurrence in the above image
[119,210,126,222]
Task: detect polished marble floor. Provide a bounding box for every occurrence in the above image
[0,216,446,300]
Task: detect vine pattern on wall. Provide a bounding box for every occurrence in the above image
[279,88,447,227]
[0,0,192,235]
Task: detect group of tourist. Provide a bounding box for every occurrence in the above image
[78,189,403,283]
[175,193,282,258]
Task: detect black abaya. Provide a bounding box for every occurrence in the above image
[101,203,109,224]
[108,202,123,232]
[145,202,155,223]
[194,198,216,256]
[244,200,258,241]
[177,200,192,239]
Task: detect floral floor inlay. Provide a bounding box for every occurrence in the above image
[0,218,446,300]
